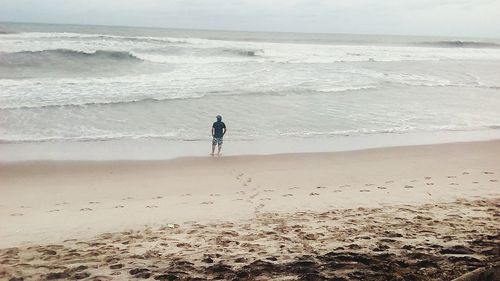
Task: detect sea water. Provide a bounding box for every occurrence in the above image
[1,22,500,159]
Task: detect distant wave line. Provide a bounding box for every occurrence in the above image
[7,32,500,49]
[416,41,500,49]
[0,86,376,110]
[1,31,191,44]
[2,83,499,110]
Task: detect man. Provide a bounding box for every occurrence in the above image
[211,115,227,156]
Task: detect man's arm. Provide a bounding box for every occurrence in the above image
[223,127,227,136]
[211,127,214,137]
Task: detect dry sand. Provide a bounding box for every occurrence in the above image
[0,140,499,280]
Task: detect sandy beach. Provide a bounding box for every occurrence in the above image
[1,140,499,280]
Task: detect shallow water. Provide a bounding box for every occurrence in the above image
[1,22,500,146]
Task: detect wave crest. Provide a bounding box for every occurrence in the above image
[0,49,143,64]
[0,86,373,110]
[0,49,146,78]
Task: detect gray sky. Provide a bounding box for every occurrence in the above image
[1,0,499,38]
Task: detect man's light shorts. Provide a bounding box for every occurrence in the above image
[212,137,223,145]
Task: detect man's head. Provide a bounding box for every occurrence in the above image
[216,115,222,121]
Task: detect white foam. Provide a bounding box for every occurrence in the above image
[3,32,500,64]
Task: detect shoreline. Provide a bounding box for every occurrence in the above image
[1,128,500,162]
[3,136,500,165]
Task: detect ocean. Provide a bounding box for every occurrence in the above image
[1,22,500,159]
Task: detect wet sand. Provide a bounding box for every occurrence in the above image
[1,140,499,280]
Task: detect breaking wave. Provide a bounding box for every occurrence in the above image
[0,49,143,65]
[0,86,373,110]
[0,49,147,78]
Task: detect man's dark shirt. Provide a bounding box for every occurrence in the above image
[212,121,226,138]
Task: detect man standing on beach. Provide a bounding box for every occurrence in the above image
[211,115,226,156]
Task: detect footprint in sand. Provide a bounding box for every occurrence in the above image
[201,201,214,205]
[145,205,158,208]
[236,173,244,180]
[236,191,246,195]
[360,189,371,192]
[114,205,125,208]
[121,197,133,200]
[449,183,459,186]
[260,198,271,201]
[210,193,221,197]
[425,177,432,180]
[385,181,394,184]
[483,171,494,174]
[89,275,113,280]
[55,202,68,206]
[410,180,418,182]
[365,183,374,186]
[110,264,124,269]
[309,192,320,196]
[181,193,191,197]
[282,194,293,197]
[333,190,342,193]
[289,187,300,190]
[47,209,60,213]
[263,189,274,192]
[447,176,456,178]
[10,213,24,216]
[249,193,259,199]
[404,185,414,189]
[316,186,328,189]
[426,183,435,186]
[472,181,479,184]
[490,179,498,182]
[255,204,265,211]
[19,205,31,208]
[80,208,93,211]
[246,178,252,183]
[462,172,470,175]
[89,201,100,204]
[377,186,387,190]
[152,196,163,199]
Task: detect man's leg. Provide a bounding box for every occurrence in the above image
[217,138,223,156]
[211,138,216,156]
[217,144,222,156]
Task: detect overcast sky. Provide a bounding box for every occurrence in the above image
[1,0,499,38]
